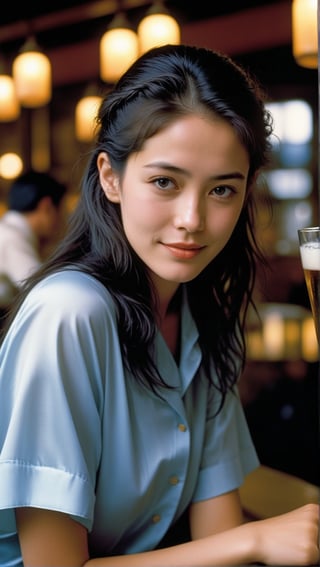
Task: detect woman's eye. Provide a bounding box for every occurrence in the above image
[154,177,175,191]
[212,185,234,198]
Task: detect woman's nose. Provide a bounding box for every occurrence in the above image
[173,196,205,232]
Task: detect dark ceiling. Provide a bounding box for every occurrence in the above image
[0,0,284,51]
[0,0,317,96]
[1,0,282,26]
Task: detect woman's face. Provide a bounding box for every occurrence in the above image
[99,114,249,296]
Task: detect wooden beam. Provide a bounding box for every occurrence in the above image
[0,0,151,43]
[181,1,292,54]
[49,1,292,86]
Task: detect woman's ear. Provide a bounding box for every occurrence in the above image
[97,152,121,203]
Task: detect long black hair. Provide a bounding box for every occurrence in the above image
[2,44,273,405]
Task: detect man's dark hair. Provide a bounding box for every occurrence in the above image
[8,170,66,212]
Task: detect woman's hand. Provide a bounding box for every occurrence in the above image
[248,503,319,565]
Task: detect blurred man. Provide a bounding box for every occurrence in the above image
[0,170,67,303]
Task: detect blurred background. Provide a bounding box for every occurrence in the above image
[0,0,319,484]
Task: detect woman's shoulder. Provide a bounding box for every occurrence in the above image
[36,269,106,290]
[27,269,117,321]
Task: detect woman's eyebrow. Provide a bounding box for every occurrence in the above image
[213,171,246,181]
[144,161,246,180]
[144,162,189,175]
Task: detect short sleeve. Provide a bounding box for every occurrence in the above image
[193,385,260,501]
[0,271,117,530]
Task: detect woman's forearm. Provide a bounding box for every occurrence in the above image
[86,523,254,567]
[85,504,319,567]
[16,503,319,566]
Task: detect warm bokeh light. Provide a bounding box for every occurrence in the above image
[0,153,23,179]
[100,21,139,83]
[138,12,180,54]
[246,303,318,363]
[0,75,20,121]
[13,49,52,107]
[75,95,102,142]
[292,0,318,68]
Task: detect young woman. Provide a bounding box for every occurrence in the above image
[0,44,318,567]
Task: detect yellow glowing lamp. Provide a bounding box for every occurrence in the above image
[138,2,180,54]
[75,95,102,142]
[0,153,23,179]
[100,13,139,83]
[13,36,52,107]
[292,0,318,69]
[0,75,20,121]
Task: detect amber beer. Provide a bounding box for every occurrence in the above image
[299,237,320,346]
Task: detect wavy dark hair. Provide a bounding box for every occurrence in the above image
[2,44,273,406]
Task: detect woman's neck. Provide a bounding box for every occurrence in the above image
[158,287,182,360]
[151,275,181,322]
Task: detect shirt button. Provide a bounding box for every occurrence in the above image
[152,514,161,523]
[178,423,187,432]
[169,475,179,485]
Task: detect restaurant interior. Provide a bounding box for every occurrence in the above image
[0,0,319,490]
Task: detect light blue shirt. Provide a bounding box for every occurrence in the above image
[0,270,259,565]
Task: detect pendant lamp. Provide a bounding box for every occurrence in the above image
[0,55,20,121]
[13,36,52,107]
[138,1,180,55]
[292,0,318,69]
[0,152,23,180]
[0,75,20,121]
[75,85,103,142]
[100,12,139,83]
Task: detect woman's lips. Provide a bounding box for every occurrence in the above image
[162,242,204,259]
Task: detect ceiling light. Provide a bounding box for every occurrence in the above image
[292,0,318,69]
[0,75,20,121]
[100,12,139,83]
[12,36,52,108]
[75,87,102,142]
[0,55,20,121]
[138,1,180,54]
[0,152,23,179]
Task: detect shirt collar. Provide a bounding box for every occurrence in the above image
[155,286,201,397]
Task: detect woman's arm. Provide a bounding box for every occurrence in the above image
[16,508,90,566]
[16,501,319,567]
[189,489,244,539]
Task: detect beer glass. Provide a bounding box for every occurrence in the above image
[298,226,320,346]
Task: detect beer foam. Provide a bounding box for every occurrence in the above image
[300,243,320,270]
